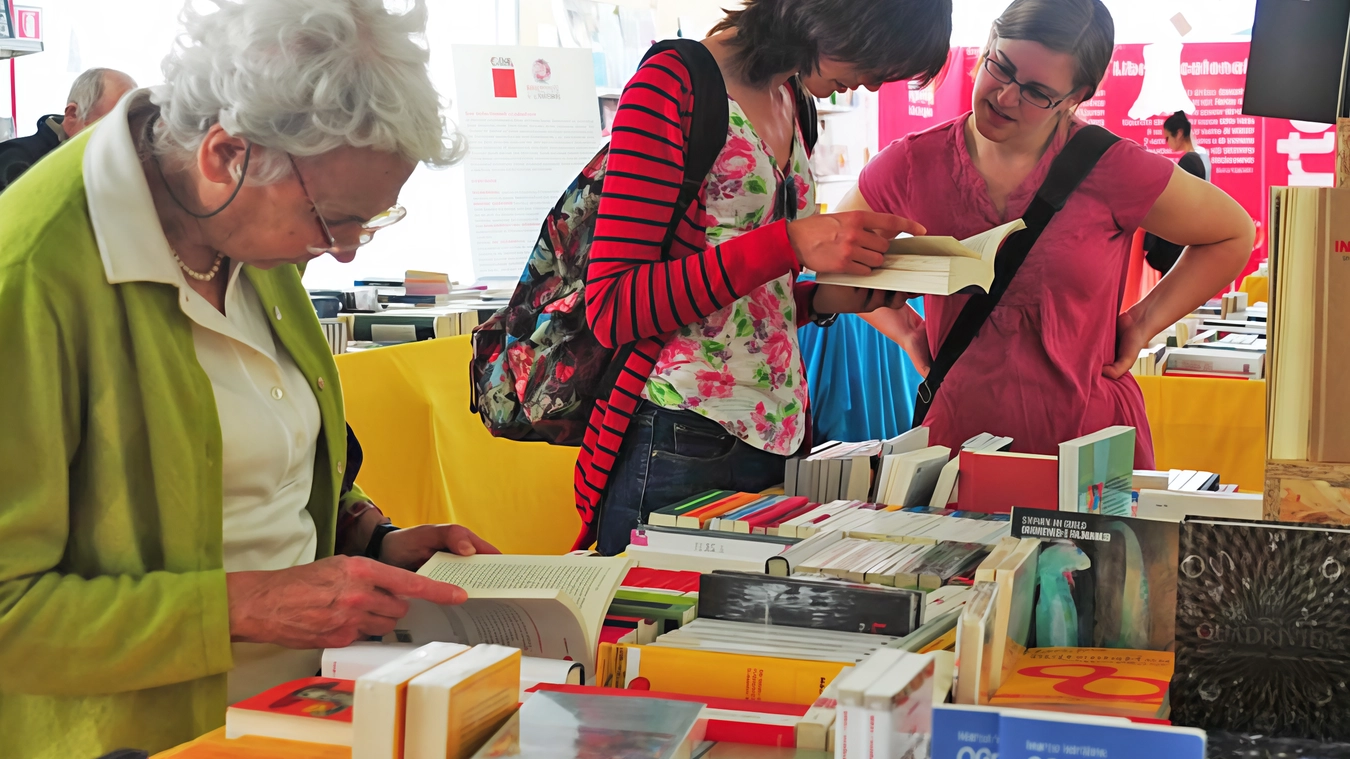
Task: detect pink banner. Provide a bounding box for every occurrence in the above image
[878,41,1337,280]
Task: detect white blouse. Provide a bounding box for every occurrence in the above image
[85,90,325,704]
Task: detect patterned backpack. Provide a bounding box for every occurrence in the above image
[469,39,817,446]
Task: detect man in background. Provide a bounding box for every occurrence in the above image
[0,67,136,193]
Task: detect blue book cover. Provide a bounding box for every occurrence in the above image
[932,704,1000,759]
[719,496,780,521]
[998,713,1205,759]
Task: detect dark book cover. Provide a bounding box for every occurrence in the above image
[697,571,921,637]
[1011,507,1178,652]
[1172,518,1350,741]
[910,541,990,590]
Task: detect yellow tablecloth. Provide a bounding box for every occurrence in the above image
[1135,375,1265,492]
[1239,273,1268,305]
[335,336,580,555]
[333,339,1268,550]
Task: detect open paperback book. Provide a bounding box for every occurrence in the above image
[397,553,632,677]
[816,219,1026,295]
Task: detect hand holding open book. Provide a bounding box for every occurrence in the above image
[786,211,926,276]
[816,219,1028,296]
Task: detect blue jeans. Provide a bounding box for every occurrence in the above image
[596,402,787,556]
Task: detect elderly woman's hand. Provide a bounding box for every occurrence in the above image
[226,556,467,649]
[379,524,501,571]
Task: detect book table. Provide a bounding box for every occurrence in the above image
[152,727,832,759]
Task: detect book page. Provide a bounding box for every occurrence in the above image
[418,553,631,658]
[398,596,595,674]
[883,219,1026,261]
[959,219,1028,261]
[888,235,980,259]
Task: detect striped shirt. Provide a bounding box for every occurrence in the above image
[574,50,818,549]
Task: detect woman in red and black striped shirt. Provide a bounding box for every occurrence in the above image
[581,0,954,554]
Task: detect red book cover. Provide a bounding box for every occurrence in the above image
[761,502,817,530]
[622,567,701,594]
[958,449,1057,513]
[742,497,811,528]
[229,677,355,722]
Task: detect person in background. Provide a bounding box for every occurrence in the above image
[1163,109,1210,180]
[582,0,954,555]
[846,0,1253,468]
[1144,109,1211,273]
[0,1,495,755]
[0,67,137,192]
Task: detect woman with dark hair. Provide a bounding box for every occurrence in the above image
[1163,110,1211,181]
[1145,110,1212,272]
[842,0,1253,468]
[581,0,954,554]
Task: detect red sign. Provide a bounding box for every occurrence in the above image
[14,6,38,40]
[491,56,517,99]
[879,41,1337,281]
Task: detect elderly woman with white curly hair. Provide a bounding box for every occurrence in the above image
[0,0,497,754]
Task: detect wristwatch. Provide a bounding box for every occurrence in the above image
[363,522,399,560]
[812,311,838,328]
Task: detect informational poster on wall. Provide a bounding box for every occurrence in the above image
[451,45,602,280]
[879,41,1338,280]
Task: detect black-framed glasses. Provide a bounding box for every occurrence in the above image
[982,56,1069,110]
[288,155,407,255]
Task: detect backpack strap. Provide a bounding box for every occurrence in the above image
[911,124,1120,428]
[787,76,819,155]
[640,39,730,257]
[595,41,731,396]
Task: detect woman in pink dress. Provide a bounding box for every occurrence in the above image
[840,0,1254,466]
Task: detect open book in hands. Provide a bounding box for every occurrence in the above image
[394,553,632,678]
[816,218,1027,296]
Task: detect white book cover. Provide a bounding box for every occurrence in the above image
[1135,489,1262,521]
[883,446,952,508]
[835,649,907,759]
[862,653,936,759]
[353,642,471,759]
[767,529,846,576]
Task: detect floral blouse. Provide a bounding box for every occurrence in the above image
[641,92,815,455]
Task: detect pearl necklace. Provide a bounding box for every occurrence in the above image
[172,249,225,282]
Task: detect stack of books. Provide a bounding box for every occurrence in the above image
[1138,304,1269,380]
[1268,185,1350,462]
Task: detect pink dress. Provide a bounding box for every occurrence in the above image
[858,115,1174,467]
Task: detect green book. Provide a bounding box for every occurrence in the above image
[646,490,733,527]
[1058,426,1136,516]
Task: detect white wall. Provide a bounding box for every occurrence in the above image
[6,0,1256,288]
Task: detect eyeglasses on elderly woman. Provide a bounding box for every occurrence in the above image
[287,154,407,255]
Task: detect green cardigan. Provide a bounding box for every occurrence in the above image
[0,128,362,756]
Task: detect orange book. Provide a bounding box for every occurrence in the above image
[596,642,847,705]
[988,647,1173,719]
[677,492,763,528]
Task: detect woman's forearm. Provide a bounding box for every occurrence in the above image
[861,305,918,344]
[861,303,933,375]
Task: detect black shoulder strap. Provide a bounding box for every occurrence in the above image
[639,39,729,256]
[787,76,819,154]
[912,125,1120,428]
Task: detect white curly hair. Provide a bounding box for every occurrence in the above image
[150,0,465,183]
